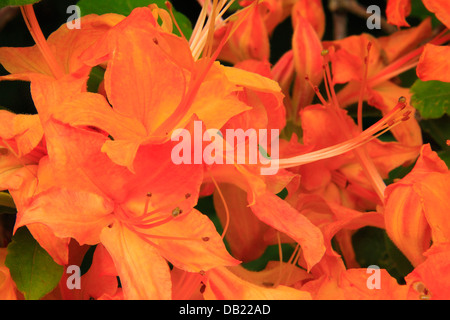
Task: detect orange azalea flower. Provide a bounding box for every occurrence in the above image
[325,23,435,148]
[198,59,327,271]
[49,6,260,171]
[0,5,123,81]
[383,144,450,267]
[15,119,239,299]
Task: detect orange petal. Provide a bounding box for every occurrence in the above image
[417,44,450,82]
[339,268,409,299]
[292,14,323,111]
[384,144,449,266]
[0,111,43,157]
[386,0,411,27]
[16,187,115,245]
[405,243,450,299]
[204,266,311,300]
[100,222,172,300]
[292,0,326,39]
[250,191,326,271]
[422,0,450,29]
[135,209,240,272]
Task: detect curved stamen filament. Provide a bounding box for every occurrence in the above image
[208,167,230,239]
[20,5,64,79]
[278,100,410,169]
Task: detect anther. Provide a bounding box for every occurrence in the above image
[199,282,206,294]
[321,49,329,56]
[398,96,407,104]
[147,192,152,197]
[202,237,210,242]
[153,37,159,45]
[199,270,206,276]
[387,119,396,127]
[172,207,182,217]
[185,193,191,199]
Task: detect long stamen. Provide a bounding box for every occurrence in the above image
[20,5,64,79]
[208,167,230,239]
[278,98,410,169]
[273,232,283,287]
[165,1,186,40]
[358,42,371,132]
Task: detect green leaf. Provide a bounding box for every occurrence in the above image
[0,0,40,8]
[0,191,15,209]
[410,0,441,28]
[352,227,413,284]
[5,227,64,300]
[410,79,450,119]
[420,115,450,150]
[86,66,105,93]
[77,0,192,38]
[438,149,450,168]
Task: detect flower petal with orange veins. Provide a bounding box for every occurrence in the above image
[204,266,311,300]
[214,3,270,65]
[417,44,450,82]
[384,144,450,266]
[292,14,323,111]
[16,188,115,245]
[386,0,411,27]
[422,0,450,29]
[50,92,147,141]
[100,222,172,300]
[134,209,240,273]
[292,0,326,39]
[250,191,326,271]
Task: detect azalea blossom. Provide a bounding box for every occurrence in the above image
[0,0,449,301]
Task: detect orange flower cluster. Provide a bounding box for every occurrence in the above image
[0,0,449,300]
